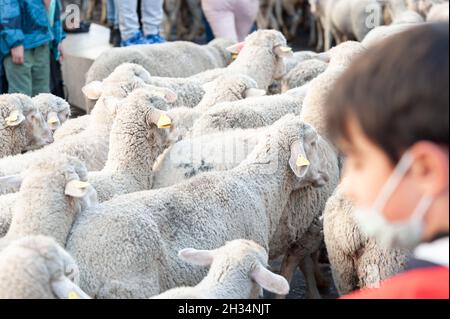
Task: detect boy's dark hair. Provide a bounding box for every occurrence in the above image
[326,23,449,163]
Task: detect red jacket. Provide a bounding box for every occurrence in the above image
[342,266,449,299]
[343,237,449,299]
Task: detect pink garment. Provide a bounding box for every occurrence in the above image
[201,0,260,42]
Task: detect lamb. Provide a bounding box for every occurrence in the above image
[66,115,331,298]
[0,88,175,220]
[32,94,71,132]
[281,59,328,92]
[152,240,290,299]
[0,155,97,248]
[85,38,234,87]
[0,235,91,299]
[0,65,174,177]
[224,30,294,90]
[190,91,304,138]
[0,94,54,158]
[323,185,411,295]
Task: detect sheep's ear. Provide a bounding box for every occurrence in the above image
[51,276,91,299]
[5,110,25,127]
[244,88,266,98]
[226,42,245,54]
[145,85,178,103]
[65,180,91,198]
[82,81,104,100]
[289,140,311,178]
[47,111,61,131]
[274,46,294,59]
[148,111,173,129]
[250,264,290,296]
[178,248,215,266]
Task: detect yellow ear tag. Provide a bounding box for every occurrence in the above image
[231,52,239,61]
[6,111,19,122]
[281,47,293,54]
[73,181,90,189]
[157,114,172,129]
[68,291,80,299]
[48,117,59,125]
[296,155,310,167]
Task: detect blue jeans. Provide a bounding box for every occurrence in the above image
[107,0,119,28]
[117,0,164,41]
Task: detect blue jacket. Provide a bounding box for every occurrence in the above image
[0,0,65,60]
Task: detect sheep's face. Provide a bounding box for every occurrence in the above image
[63,159,98,212]
[23,111,54,151]
[289,124,330,189]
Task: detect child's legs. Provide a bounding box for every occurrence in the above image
[3,50,33,96]
[141,0,163,36]
[106,0,116,25]
[31,44,50,97]
[202,0,238,42]
[234,0,259,42]
[117,0,140,40]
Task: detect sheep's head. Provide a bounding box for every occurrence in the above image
[1,236,91,299]
[227,30,293,81]
[1,94,54,151]
[289,122,330,189]
[82,63,152,101]
[179,239,290,298]
[32,94,71,132]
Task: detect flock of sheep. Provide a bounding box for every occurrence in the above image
[0,0,448,299]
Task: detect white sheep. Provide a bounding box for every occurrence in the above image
[66,115,331,298]
[362,23,421,48]
[84,39,234,111]
[0,89,175,231]
[152,240,290,299]
[0,65,174,177]
[190,91,304,138]
[323,185,411,295]
[32,94,71,132]
[0,155,97,247]
[308,0,383,51]
[281,59,328,93]
[0,94,54,158]
[0,235,90,299]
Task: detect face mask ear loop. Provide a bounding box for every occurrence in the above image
[410,194,434,221]
[372,152,415,210]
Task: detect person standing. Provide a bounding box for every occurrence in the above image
[0,0,65,96]
[201,0,259,42]
[117,0,165,46]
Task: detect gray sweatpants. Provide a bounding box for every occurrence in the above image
[117,0,164,40]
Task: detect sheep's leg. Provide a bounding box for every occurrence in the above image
[275,249,303,299]
[313,251,330,289]
[299,255,322,299]
[323,19,333,51]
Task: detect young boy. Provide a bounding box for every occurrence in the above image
[326,23,449,299]
[0,0,65,96]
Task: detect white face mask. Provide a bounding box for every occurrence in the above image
[353,152,434,250]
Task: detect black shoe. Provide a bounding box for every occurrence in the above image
[64,20,91,34]
[109,27,122,47]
